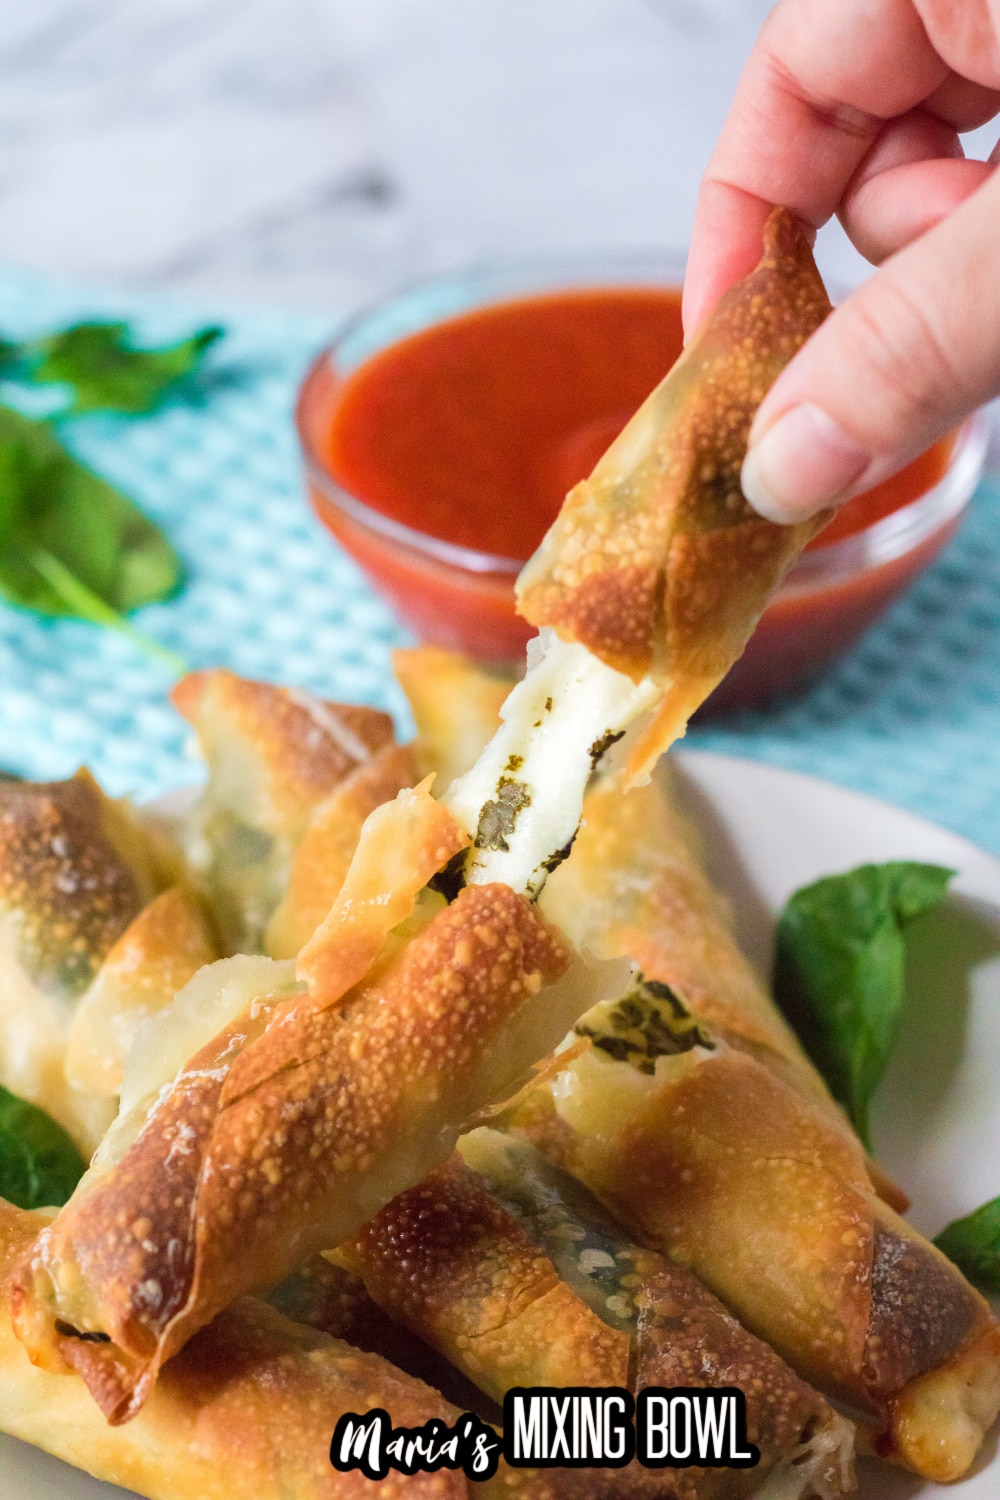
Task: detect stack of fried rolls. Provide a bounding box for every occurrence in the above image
[398,645,1000,1485]
[4,206,998,1498]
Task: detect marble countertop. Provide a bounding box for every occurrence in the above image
[0,0,886,312]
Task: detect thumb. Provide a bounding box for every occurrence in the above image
[740,167,1000,524]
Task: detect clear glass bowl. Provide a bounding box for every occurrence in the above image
[296,258,987,702]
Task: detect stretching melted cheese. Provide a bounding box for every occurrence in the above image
[445,633,656,897]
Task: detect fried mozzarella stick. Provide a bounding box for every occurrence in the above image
[338,1129,855,1500]
[509,772,1000,1483]
[13,781,627,1423]
[445,210,832,896]
[0,1199,471,1499]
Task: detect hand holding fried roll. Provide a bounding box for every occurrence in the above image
[445,212,835,903]
[515,208,833,786]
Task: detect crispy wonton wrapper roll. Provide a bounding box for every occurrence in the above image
[171,667,403,950]
[515,209,832,784]
[507,978,1000,1477]
[13,781,628,1424]
[541,765,907,1207]
[0,1200,471,1499]
[338,1128,855,1500]
[0,771,176,1151]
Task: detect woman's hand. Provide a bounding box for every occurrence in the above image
[683,0,1000,523]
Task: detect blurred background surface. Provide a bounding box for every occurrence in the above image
[1,0,886,310]
[2,0,1000,842]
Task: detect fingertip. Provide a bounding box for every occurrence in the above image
[741,403,871,524]
[683,182,775,341]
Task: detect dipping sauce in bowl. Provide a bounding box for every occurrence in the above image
[298,263,985,701]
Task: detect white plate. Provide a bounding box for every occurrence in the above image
[4,751,1000,1497]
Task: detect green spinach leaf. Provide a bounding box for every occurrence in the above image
[0,1085,86,1210]
[773,861,954,1147]
[0,404,185,669]
[935,1198,1000,1293]
[32,320,223,415]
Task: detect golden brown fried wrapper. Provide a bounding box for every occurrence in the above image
[512,990,1000,1482]
[171,667,397,949]
[0,771,173,1150]
[64,885,220,1100]
[0,1200,470,1499]
[515,209,832,782]
[339,1130,854,1500]
[266,742,420,960]
[536,768,1000,1482]
[541,766,903,1187]
[13,784,624,1426]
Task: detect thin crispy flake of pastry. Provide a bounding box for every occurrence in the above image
[12,784,627,1424]
[0,1200,469,1499]
[64,885,219,1099]
[339,1129,854,1500]
[515,208,832,782]
[171,667,397,950]
[265,742,419,959]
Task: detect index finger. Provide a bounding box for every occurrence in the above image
[682,0,949,335]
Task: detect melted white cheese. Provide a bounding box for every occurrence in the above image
[445,633,657,897]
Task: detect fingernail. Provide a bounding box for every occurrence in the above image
[741,404,870,523]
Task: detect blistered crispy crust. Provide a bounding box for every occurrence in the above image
[0,1202,468,1499]
[266,742,419,958]
[14,874,572,1422]
[344,1156,629,1400]
[172,669,395,843]
[541,766,904,1190]
[635,1259,848,1500]
[0,772,165,1149]
[0,772,152,1001]
[65,885,219,1097]
[516,209,832,778]
[535,1039,1000,1473]
[343,1142,851,1499]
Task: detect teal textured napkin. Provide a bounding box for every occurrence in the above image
[0,263,998,855]
[0,267,410,799]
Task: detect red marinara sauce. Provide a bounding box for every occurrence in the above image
[301,287,959,699]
